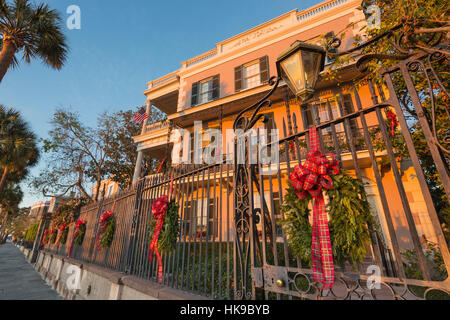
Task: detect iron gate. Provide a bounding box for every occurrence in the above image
[233,49,450,300]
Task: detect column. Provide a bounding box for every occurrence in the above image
[132,100,152,185]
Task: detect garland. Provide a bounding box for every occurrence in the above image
[67,219,87,258]
[95,202,117,250]
[281,127,373,289]
[148,195,179,283]
[41,230,50,246]
[49,228,58,244]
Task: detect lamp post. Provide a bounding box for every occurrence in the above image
[276,40,326,103]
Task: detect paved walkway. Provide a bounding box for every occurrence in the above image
[0,243,62,300]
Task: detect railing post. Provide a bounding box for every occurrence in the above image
[125,178,145,274]
[30,212,51,264]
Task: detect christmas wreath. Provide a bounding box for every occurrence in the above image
[73,219,87,245]
[148,195,180,283]
[41,230,50,246]
[67,219,87,258]
[281,127,373,289]
[95,203,116,250]
[49,228,58,244]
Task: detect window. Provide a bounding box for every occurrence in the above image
[316,101,344,132]
[191,75,220,107]
[243,61,260,89]
[235,56,269,92]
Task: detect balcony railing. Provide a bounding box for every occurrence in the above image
[143,121,170,134]
[280,125,383,160]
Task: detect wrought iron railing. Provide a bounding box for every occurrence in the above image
[41,41,450,301]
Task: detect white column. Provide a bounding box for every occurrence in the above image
[141,100,152,134]
[132,150,144,185]
[133,100,152,185]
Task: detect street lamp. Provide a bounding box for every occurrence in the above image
[276,40,326,102]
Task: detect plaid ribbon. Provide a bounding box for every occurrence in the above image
[288,127,340,289]
[148,195,169,284]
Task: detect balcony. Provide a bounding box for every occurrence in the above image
[133,121,171,155]
[144,72,180,115]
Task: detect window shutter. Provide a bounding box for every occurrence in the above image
[259,56,269,83]
[235,65,243,92]
[212,75,220,100]
[191,82,199,106]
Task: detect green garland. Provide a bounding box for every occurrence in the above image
[100,216,116,249]
[281,171,374,268]
[148,200,180,254]
[74,223,86,246]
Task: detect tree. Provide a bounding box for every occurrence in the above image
[32,109,112,202]
[0,0,68,83]
[0,105,39,194]
[0,183,23,241]
[101,107,166,189]
[5,206,30,241]
[33,106,167,202]
[324,0,449,243]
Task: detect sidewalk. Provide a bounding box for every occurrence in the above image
[0,243,62,300]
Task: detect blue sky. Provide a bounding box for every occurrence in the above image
[0,0,320,207]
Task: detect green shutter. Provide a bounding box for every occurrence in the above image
[212,75,220,100]
[235,65,243,92]
[259,56,269,83]
[191,81,199,107]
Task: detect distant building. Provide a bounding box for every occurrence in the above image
[91,179,120,201]
[29,201,50,221]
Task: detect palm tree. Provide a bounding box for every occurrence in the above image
[0,0,68,83]
[0,105,39,194]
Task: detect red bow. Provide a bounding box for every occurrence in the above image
[149,195,169,283]
[289,127,340,290]
[67,219,86,258]
[386,110,398,137]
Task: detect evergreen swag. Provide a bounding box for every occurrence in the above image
[281,171,374,268]
[73,220,87,246]
[148,200,180,254]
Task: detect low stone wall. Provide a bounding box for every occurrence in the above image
[18,245,32,260]
[22,248,208,301]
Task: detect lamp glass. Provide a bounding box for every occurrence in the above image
[302,51,322,89]
[280,52,305,93]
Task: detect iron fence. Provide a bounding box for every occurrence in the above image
[41,49,450,300]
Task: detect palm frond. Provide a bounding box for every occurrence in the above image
[0,0,69,74]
